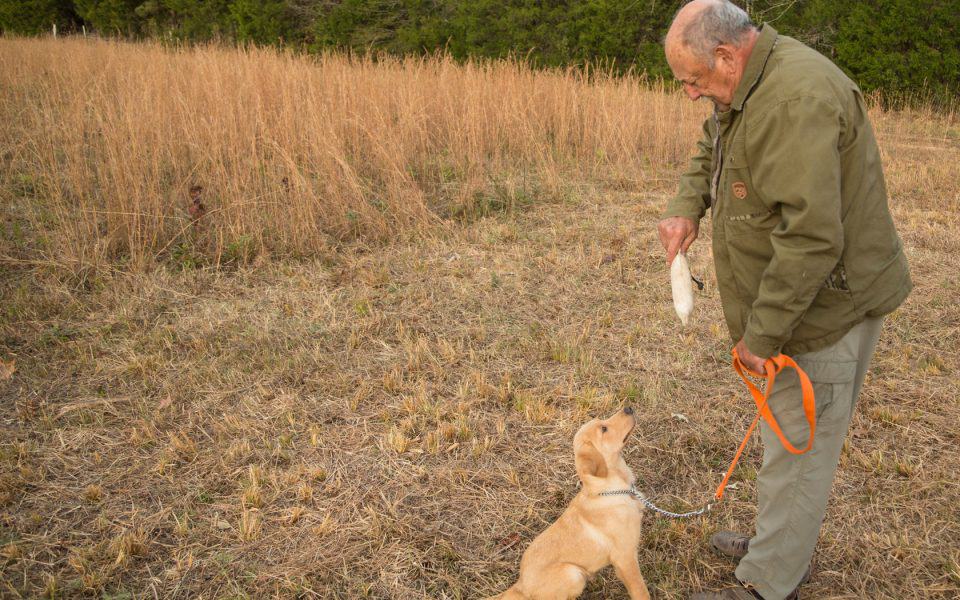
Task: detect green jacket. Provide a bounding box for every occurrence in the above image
[663,25,911,357]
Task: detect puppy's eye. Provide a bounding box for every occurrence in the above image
[601,426,608,433]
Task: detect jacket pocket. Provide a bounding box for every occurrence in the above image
[724,216,776,303]
[725,209,780,235]
[721,166,774,223]
[792,286,859,343]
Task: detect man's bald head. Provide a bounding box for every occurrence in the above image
[666,0,756,69]
[663,1,760,110]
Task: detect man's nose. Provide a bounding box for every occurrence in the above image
[683,83,700,101]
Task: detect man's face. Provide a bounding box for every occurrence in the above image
[667,45,738,111]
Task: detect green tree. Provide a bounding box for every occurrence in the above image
[562,0,676,75]
[132,0,232,40]
[74,0,143,35]
[313,0,442,54]
[229,0,295,44]
[0,0,80,35]
[835,0,960,98]
[312,0,678,75]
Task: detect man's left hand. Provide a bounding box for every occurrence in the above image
[734,338,768,375]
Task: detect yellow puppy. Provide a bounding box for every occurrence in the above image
[491,407,649,600]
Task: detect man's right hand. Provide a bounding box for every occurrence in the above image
[657,216,699,265]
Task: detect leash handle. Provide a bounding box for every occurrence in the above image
[714,349,816,501]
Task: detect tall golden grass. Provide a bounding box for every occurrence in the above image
[1,37,710,270]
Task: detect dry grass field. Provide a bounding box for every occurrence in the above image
[1,38,959,599]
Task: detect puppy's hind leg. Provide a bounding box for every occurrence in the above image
[528,563,589,600]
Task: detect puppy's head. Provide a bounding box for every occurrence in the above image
[573,407,636,487]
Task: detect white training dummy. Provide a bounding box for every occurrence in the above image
[671,253,694,326]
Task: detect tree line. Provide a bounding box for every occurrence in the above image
[2,1,958,101]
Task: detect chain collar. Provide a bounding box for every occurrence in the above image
[598,485,641,498]
[600,485,714,519]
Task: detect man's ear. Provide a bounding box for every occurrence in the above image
[714,44,736,73]
[575,441,608,481]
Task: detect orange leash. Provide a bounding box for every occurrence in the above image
[621,349,817,519]
[713,349,817,502]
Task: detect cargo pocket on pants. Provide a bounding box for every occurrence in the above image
[794,358,857,418]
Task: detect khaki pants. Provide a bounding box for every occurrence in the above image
[735,317,885,600]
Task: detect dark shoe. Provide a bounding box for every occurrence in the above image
[710,531,751,559]
[689,584,798,600]
[709,531,813,585]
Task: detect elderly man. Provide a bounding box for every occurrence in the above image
[658,1,911,599]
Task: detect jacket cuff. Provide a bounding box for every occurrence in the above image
[660,197,706,222]
[742,327,781,359]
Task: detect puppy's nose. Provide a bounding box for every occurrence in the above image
[623,406,634,415]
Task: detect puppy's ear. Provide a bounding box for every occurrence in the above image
[575,441,608,481]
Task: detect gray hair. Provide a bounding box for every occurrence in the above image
[680,1,756,67]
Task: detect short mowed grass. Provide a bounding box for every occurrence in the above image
[2,38,959,599]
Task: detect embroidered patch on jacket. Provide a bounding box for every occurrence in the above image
[732,181,748,199]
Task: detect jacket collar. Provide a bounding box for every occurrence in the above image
[731,24,778,112]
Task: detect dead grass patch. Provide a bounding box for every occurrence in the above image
[3,183,958,597]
